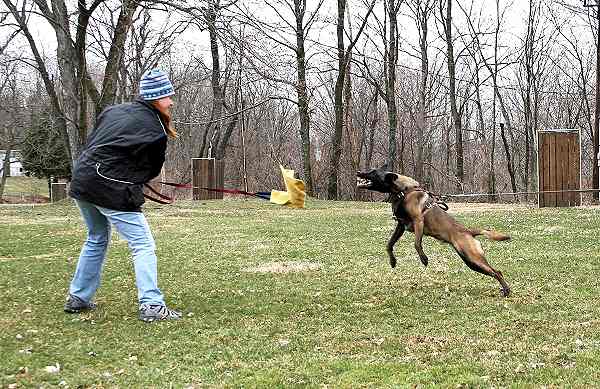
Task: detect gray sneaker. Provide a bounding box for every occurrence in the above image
[64,294,97,313]
[139,304,182,322]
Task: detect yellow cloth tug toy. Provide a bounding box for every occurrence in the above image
[269,165,306,208]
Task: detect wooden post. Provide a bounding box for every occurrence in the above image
[51,182,68,202]
[537,129,581,208]
[191,158,224,200]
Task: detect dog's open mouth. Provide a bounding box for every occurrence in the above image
[356,177,372,189]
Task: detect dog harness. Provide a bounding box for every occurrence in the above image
[389,187,449,222]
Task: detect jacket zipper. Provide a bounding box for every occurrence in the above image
[157,114,167,136]
[95,162,134,184]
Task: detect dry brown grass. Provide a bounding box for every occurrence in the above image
[241,261,321,273]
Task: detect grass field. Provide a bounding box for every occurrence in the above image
[1,199,600,387]
[1,176,48,196]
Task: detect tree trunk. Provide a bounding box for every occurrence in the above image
[488,88,497,202]
[475,73,485,142]
[500,123,518,199]
[443,0,463,191]
[366,91,378,169]
[327,0,347,199]
[416,2,429,182]
[386,1,399,172]
[345,53,359,199]
[594,3,600,199]
[327,0,374,199]
[3,0,72,168]
[51,0,85,162]
[522,0,535,195]
[199,2,225,159]
[0,148,11,199]
[531,81,539,193]
[294,0,314,196]
[97,0,139,114]
[215,57,241,160]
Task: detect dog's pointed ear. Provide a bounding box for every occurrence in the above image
[384,172,398,183]
[378,163,388,171]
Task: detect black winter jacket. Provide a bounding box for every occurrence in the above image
[69,99,168,211]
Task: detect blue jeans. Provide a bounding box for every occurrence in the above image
[69,199,165,306]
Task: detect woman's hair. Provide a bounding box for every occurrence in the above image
[151,101,177,139]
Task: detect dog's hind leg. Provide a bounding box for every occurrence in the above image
[387,223,405,268]
[413,216,429,267]
[453,236,511,297]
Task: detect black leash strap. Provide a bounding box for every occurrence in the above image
[142,181,272,204]
[144,183,174,205]
[435,200,449,211]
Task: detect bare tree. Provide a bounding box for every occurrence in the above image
[2,0,138,167]
[0,63,22,198]
[408,0,434,182]
[156,0,241,166]
[327,0,375,199]
[88,6,189,103]
[515,0,555,195]
[2,0,72,164]
[548,1,598,197]
[360,0,405,174]
[198,0,227,158]
[233,0,325,196]
[439,0,464,191]
[458,0,518,196]
[381,0,402,172]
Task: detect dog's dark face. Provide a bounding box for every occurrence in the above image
[357,167,420,193]
[356,167,392,193]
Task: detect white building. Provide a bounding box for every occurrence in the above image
[0,150,25,177]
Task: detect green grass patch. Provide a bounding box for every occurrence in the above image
[1,199,600,387]
[2,176,49,196]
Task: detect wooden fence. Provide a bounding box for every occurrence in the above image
[191,158,224,200]
[537,129,581,207]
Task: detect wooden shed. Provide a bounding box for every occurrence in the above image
[191,158,224,200]
[537,129,581,207]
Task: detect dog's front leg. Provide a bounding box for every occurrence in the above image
[387,223,405,268]
[413,216,429,267]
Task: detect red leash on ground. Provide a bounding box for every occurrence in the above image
[144,181,271,204]
[144,183,178,204]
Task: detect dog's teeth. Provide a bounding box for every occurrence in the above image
[356,178,371,186]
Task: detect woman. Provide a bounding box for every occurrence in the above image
[65,69,181,322]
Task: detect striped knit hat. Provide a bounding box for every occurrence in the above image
[139,69,175,101]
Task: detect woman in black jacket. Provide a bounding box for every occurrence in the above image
[65,69,181,322]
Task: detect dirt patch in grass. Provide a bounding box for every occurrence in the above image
[0,253,63,262]
[445,202,533,213]
[2,215,72,225]
[242,261,321,274]
[0,194,50,204]
[446,202,600,213]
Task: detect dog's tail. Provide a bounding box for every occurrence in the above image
[469,228,511,241]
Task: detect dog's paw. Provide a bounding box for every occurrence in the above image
[419,255,429,267]
[389,257,397,268]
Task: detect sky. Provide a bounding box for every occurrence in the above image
[1,0,531,56]
[0,0,595,90]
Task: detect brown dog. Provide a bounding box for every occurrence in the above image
[357,167,511,297]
